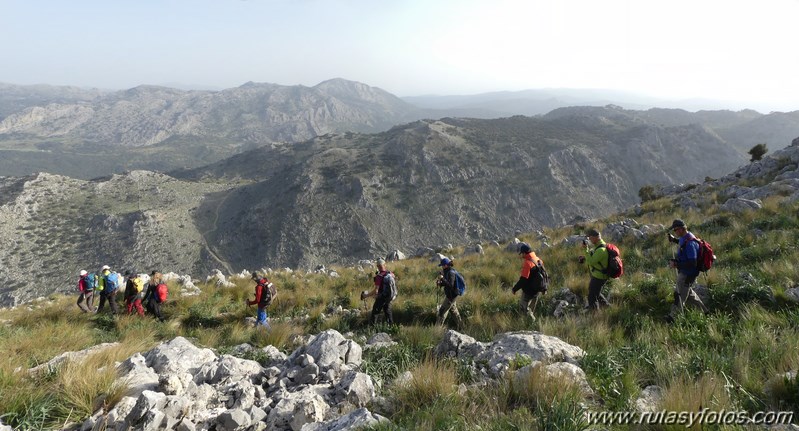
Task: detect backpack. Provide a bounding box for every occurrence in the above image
[258,280,277,307]
[156,283,168,303]
[529,260,549,293]
[603,244,624,279]
[85,273,97,291]
[451,269,467,296]
[132,277,145,293]
[104,272,120,292]
[692,237,716,272]
[378,272,398,301]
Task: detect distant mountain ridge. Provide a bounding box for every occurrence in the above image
[1,80,798,180]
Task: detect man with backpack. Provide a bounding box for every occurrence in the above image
[123,270,145,316]
[76,270,96,313]
[361,258,397,325]
[667,219,709,320]
[578,229,612,311]
[96,265,120,314]
[248,272,276,329]
[435,257,464,328]
[512,243,547,321]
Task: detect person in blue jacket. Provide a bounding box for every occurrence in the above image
[667,219,709,320]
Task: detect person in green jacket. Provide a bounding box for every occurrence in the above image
[578,229,611,310]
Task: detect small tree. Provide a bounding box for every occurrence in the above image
[638,185,657,203]
[748,143,768,162]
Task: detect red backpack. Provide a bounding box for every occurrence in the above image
[156,283,168,303]
[692,238,716,272]
[603,243,624,278]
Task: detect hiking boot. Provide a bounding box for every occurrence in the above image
[665,315,675,324]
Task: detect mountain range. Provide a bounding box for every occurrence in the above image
[1,80,799,179]
[1,78,799,306]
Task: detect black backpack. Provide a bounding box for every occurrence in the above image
[529,260,549,294]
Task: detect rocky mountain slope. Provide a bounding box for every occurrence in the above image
[0,80,425,178]
[0,108,771,307]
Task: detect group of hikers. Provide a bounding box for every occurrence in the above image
[78,219,709,329]
[359,218,711,327]
[76,266,168,321]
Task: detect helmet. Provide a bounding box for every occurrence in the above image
[79,270,88,276]
[438,257,452,267]
[519,243,532,254]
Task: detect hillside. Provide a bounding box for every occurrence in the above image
[0,111,751,306]
[0,80,424,178]
[1,137,797,430]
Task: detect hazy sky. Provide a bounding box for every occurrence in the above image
[2,0,798,111]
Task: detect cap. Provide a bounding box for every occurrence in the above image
[124,270,132,276]
[101,265,111,270]
[585,229,600,237]
[670,219,686,229]
[376,258,386,265]
[79,270,88,276]
[438,257,452,267]
[519,243,532,254]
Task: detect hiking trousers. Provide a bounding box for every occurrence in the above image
[147,299,165,322]
[670,273,708,316]
[126,297,144,316]
[370,296,394,325]
[256,307,271,329]
[97,291,119,314]
[587,277,610,310]
[77,291,95,312]
[437,296,462,327]
[519,291,539,320]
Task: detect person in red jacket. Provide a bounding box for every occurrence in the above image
[248,272,276,328]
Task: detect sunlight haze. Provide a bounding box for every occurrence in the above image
[2,0,798,112]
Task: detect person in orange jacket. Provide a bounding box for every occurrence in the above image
[512,243,547,321]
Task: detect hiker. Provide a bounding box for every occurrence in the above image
[512,243,547,321]
[123,270,145,316]
[144,271,166,322]
[578,229,612,310]
[361,258,397,325]
[435,257,463,327]
[667,219,709,320]
[76,270,96,312]
[96,265,120,314]
[247,272,276,329]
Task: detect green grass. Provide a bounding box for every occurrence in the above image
[2,199,799,430]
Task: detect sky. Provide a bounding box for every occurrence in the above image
[2,0,798,112]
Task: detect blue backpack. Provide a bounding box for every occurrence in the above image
[104,272,120,292]
[85,273,97,291]
[452,269,467,296]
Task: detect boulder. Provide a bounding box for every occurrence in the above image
[195,354,263,385]
[217,408,251,431]
[117,353,159,397]
[385,250,406,261]
[334,371,376,407]
[297,329,362,370]
[720,197,762,213]
[785,287,799,304]
[28,342,120,377]
[299,408,389,431]
[145,337,217,376]
[474,331,585,375]
[634,385,664,413]
[433,330,486,359]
